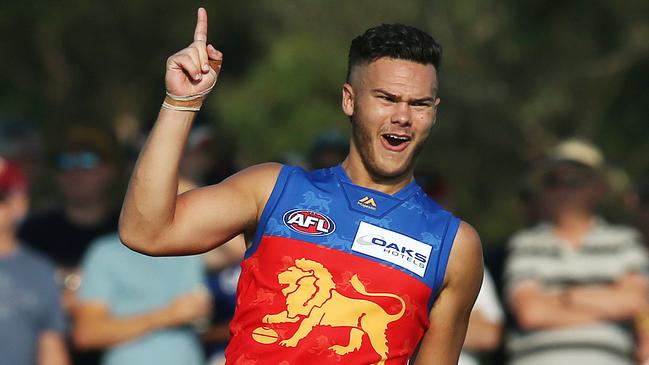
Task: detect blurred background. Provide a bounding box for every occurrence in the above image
[1,1,649,364]
[2,0,648,244]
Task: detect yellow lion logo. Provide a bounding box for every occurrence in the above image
[258,258,405,365]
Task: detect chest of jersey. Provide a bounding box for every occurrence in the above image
[226,166,458,365]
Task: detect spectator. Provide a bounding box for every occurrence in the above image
[416,169,503,364]
[0,157,70,365]
[174,123,245,364]
[19,126,121,270]
[73,231,211,365]
[459,268,504,365]
[632,181,649,245]
[17,126,123,364]
[203,249,243,365]
[0,119,48,208]
[631,181,649,364]
[306,131,349,171]
[504,139,648,365]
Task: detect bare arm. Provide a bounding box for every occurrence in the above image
[413,222,484,365]
[73,291,211,349]
[119,8,279,256]
[463,310,502,351]
[509,280,602,329]
[509,272,648,330]
[204,234,247,270]
[37,331,70,365]
[566,273,648,320]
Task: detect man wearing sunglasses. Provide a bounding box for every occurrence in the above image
[18,126,121,365]
[504,139,649,365]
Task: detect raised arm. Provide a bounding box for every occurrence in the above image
[119,8,280,256]
[413,222,484,365]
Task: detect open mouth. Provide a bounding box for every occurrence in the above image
[381,134,412,151]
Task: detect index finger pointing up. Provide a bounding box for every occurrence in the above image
[194,7,208,43]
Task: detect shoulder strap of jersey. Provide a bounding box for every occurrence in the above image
[246,164,296,258]
[430,214,461,301]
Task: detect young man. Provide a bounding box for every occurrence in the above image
[120,8,483,364]
[0,157,70,365]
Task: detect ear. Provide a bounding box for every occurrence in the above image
[342,83,355,117]
[432,97,441,125]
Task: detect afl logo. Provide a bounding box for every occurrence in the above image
[282,209,336,236]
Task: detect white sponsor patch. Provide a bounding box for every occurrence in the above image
[352,221,432,277]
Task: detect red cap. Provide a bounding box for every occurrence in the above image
[0,157,27,196]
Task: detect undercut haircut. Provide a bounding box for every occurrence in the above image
[346,23,442,83]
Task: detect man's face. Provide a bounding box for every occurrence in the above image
[54,151,115,204]
[540,162,602,216]
[0,191,28,233]
[343,58,439,179]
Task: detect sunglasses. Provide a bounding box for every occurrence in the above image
[56,152,101,171]
[542,171,597,189]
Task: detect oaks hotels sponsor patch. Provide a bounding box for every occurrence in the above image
[352,222,431,277]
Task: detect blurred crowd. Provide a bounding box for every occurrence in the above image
[2,118,649,365]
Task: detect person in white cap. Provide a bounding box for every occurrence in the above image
[504,139,649,365]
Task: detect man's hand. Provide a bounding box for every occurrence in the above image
[165,7,222,97]
[164,288,213,327]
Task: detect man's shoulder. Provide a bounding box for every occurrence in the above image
[225,162,286,190]
[84,233,124,260]
[592,218,642,239]
[13,246,57,276]
[17,209,67,238]
[415,189,453,217]
[20,208,66,226]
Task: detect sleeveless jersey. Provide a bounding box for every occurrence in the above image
[225,165,460,365]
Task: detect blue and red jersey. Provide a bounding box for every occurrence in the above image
[225,165,460,365]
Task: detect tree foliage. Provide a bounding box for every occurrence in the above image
[2,0,648,244]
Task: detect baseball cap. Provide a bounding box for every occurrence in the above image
[548,139,604,170]
[0,157,27,198]
[541,139,604,189]
[53,127,118,170]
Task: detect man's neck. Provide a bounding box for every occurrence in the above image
[552,209,596,248]
[341,157,413,196]
[65,200,110,227]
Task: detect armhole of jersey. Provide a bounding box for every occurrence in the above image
[245,165,293,259]
[429,215,461,306]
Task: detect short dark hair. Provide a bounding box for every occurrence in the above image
[346,23,442,82]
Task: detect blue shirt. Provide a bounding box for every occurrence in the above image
[0,246,66,365]
[79,233,206,365]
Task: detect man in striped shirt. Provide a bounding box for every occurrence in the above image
[504,140,649,365]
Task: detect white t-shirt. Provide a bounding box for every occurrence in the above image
[458,269,504,365]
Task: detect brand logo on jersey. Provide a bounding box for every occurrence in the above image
[357,196,377,210]
[282,209,336,236]
[352,222,432,277]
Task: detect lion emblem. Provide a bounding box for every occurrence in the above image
[258,258,405,365]
[300,191,331,213]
